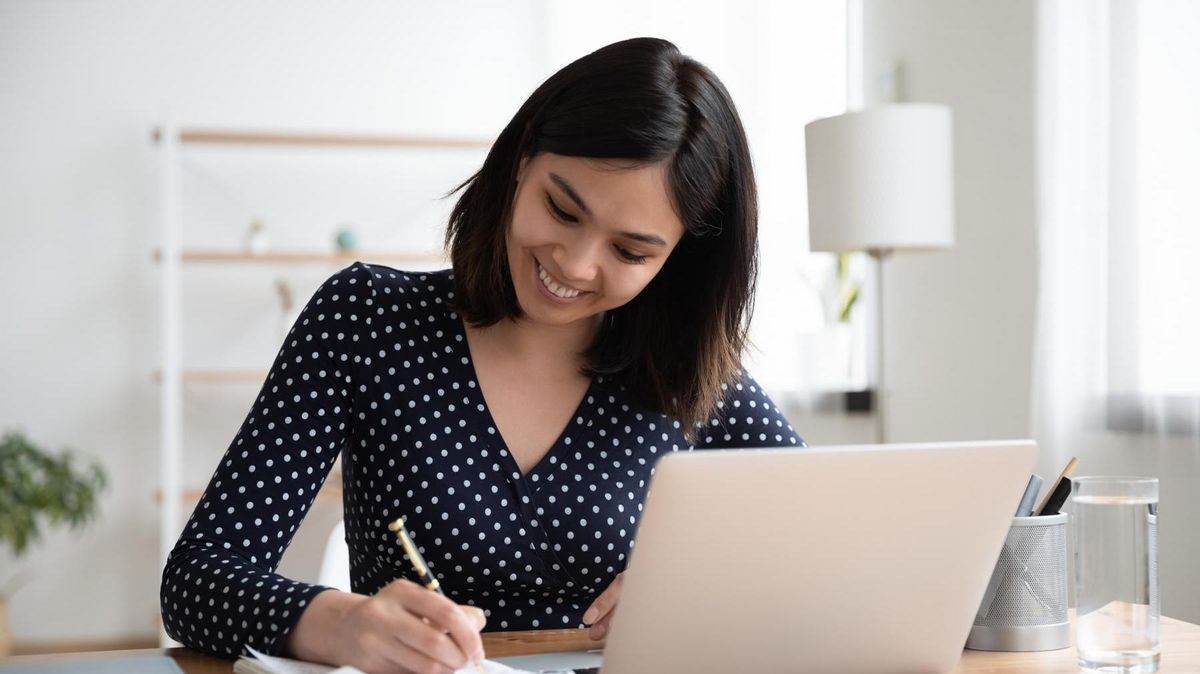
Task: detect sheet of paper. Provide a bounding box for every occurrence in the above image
[241,646,542,674]
[240,648,349,674]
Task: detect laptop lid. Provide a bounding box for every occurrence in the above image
[599,439,1037,674]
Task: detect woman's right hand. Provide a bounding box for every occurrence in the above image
[287,580,486,674]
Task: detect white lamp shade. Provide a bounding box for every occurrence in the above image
[805,103,955,253]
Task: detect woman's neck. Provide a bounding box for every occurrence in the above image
[479,313,603,367]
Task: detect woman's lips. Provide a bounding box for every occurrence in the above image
[533,257,587,303]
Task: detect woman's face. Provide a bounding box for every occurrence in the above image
[506,152,687,329]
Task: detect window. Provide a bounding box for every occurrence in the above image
[1106,0,1200,432]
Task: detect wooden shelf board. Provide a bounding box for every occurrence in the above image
[152,368,268,385]
[151,248,447,265]
[151,127,493,149]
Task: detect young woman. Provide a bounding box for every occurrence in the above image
[160,37,803,674]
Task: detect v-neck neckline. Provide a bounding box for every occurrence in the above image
[456,317,595,483]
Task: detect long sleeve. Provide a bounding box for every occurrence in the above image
[692,370,806,449]
[160,262,375,658]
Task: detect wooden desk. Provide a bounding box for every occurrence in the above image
[7,615,1200,672]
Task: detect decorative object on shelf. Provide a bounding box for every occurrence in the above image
[274,277,296,340]
[334,225,359,252]
[806,102,956,442]
[244,218,269,255]
[0,429,108,655]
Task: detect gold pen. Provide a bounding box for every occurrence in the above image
[389,517,485,673]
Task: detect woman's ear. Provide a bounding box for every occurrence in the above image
[516,155,531,184]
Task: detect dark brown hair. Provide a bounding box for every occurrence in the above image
[443,37,758,438]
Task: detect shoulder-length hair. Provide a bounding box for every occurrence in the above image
[444,36,758,438]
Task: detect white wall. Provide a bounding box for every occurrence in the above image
[862,0,1039,444]
[790,0,1043,448]
[0,0,846,646]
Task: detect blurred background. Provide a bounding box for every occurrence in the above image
[1,0,1197,654]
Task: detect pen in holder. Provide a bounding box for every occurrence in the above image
[966,512,1070,652]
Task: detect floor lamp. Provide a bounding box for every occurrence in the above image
[804,103,955,443]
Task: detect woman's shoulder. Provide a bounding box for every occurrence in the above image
[695,368,807,449]
[318,263,455,311]
[340,263,454,296]
[309,263,457,337]
[586,369,805,450]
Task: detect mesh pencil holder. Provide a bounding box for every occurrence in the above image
[966,512,1070,652]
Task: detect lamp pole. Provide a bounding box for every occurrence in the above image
[804,104,955,447]
[869,248,891,443]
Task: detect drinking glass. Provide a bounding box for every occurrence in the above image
[1072,476,1159,673]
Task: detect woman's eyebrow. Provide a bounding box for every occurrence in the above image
[549,172,668,247]
[620,231,668,247]
[549,172,591,215]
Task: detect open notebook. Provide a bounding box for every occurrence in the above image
[233,646,564,674]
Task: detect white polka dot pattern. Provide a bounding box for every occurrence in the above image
[160,263,804,658]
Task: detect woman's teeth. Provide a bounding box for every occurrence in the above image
[538,263,581,299]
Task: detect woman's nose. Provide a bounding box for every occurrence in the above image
[553,239,601,286]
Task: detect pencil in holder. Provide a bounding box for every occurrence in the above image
[966,512,1070,652]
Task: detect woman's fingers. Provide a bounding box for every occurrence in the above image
[360,631,454,674]
[391,607,473,672]
[315,582,486,674]
[583,572,624,638]
[381,635,458,674]
[588,612,613,640]
[460,605,488,631]
[396,584,485,665]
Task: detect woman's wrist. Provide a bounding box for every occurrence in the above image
[285,588,365,663]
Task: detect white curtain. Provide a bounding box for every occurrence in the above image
[1032,0,1115,468]
[1034,0,1200,618]
[1035,0,1200,453]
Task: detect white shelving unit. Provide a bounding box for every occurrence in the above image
[151,123,492,639]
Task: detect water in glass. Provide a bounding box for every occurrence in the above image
[1073,477,1159,673]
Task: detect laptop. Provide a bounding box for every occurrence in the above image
[495,439,1036,674]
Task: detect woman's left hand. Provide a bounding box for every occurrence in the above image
[582,571,625,640]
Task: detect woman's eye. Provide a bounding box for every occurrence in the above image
[546,196,577,223]
[616,246,648,264]
[545,193,647,263]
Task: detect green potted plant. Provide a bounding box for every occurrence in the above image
[832,252,861,324]
[812,252,863,388]
[0,429,107,655]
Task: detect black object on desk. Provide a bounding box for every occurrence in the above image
[1035,477,1073,516]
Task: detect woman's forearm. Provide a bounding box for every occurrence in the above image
[286,589,366,663]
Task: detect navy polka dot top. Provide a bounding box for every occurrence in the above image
[160,262,805,658]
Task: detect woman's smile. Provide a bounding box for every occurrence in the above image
[533,256,590,304]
